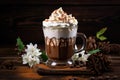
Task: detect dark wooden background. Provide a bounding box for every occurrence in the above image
[0,0,120,46]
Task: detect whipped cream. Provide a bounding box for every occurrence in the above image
[43,7,78,27]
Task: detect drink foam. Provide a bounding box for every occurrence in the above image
[43,27,77,38]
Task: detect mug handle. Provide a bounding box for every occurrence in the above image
[74,33,86,53]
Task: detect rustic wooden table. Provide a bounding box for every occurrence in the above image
[0,46,120,80]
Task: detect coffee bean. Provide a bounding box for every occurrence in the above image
[97,76,104,80]
[105,75,111,80]
[112,75,118,79]
[69,77,78,80]
[89,76,96,80]
[74,60,79,65]
[69,65,74,68]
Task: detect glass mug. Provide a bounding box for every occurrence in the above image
[43,25,86,68]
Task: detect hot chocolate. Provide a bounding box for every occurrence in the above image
[42,7,86,67]
[45,37,75,61]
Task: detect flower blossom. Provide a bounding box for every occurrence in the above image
[21,43,42,67]
[72,46,91,63]
[77,50,91,62]
[72,50,91,63]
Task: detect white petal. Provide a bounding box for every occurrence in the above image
[23,61,27,64]
[34,44,37,48]
[21,43,42,67]
[29,62,34,67]
[22,54,28,64]
[35,57,40,64]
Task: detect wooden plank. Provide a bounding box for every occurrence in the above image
[0,73,42,80]
[0,48,17,56]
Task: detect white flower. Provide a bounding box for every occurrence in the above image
[72,50,91,63]
[71,53,79,62]
[78,50,91,62]
[21,43,42,67]
[25,43,41,56]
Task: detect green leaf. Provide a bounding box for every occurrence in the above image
[96,27,107,41]
[96,27,107,38]
[16,37,25,52]
[88,49,100,54]
[98,35,107,41]
[40,51,48,62]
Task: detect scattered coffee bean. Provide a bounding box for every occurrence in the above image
[89,76,96,80]
[69,77,78,80]
[74,60,79,65]
[105,75,111,80]
[79,64,84,67]
[97,76,104,80]
[112,75,118,79]
[69,65,74,68]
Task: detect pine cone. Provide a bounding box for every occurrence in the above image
[86,52,111,75]
[86,36,97,51]
[109,44,120,55]
[99,43,120,55]
[86,36,111,54]
[97,41,111,54]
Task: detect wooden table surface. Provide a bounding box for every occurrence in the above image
[0,46,120,80]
